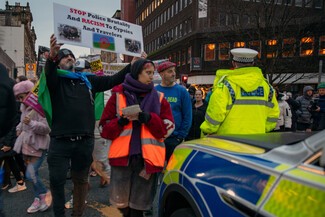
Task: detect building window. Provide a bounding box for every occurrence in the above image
[188,46,192,64]
[300,37,314,56]
[305,0,312,8]
[219,42,230,60]
[266,39,278,58]
[219,13,227,26]
[242,15,250,26]
[229,14,239,26]
[319,36,325,55]
[233,42,245,48]
[282,38,296,57]
[178,51,181,66]
[182,49,186,65]
[249,41,261,58]
[204,44,216,61]
[295,0,302,7]
[315,0,323,8]
[284,0,292,5]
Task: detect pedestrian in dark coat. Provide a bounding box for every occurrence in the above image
[0,63,17,217]
[296,86,314,132]
[186,89,208,140]
[285,92,300,131]
[0,63,17,138]
[315,82,325,130]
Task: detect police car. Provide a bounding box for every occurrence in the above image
[158,131,325,217]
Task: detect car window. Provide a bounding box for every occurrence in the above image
[299,150,325,176]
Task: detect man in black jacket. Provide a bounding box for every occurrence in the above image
[45,34,134,217]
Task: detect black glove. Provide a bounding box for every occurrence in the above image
[138,112,151,124]
[118,117,129,126]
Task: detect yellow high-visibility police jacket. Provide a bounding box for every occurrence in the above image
[200,67,279,135]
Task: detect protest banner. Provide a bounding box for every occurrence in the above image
[23,80,45,117]
[25,63,36,79]
[88,55,104,76]
[53,3,143,57]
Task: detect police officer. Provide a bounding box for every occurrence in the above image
[201,48,279,135]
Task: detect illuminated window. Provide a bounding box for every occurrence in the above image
[248,41,261,58]
[300,37,314,56]
[319,36,325,56]
[219,43,230,60]
[266,39,278,58]
[234,42,245,48]
[282,38,296,57]
[204,44,216,61]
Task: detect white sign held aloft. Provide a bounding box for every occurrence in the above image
[53,3,143,57]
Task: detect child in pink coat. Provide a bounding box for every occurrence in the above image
[12,80,52,214]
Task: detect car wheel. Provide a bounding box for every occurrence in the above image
[170,208,196,217]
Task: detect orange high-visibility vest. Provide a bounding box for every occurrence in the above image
[109,92,166,168]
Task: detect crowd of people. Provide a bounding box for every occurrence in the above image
[0,37,324,217]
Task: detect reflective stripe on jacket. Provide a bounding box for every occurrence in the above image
[109,92,166,170]
[201,67,279,135]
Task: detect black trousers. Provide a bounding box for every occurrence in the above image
[47,137,94,217]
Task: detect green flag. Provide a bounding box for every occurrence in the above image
[94,92,104,120]
[38,69,105,125]
[38,71,53,126]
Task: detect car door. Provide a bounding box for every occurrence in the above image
[258,150,325,217]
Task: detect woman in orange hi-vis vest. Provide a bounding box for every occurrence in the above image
[99,59,174,217]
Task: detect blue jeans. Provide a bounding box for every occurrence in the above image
[25,151,48,198]
[47,137,94,217]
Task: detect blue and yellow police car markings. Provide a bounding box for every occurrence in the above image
[183,151,272,205]
[261,177,325,217]
[166,146,194,172]
[195,181,249,217]
[184,138,265,154]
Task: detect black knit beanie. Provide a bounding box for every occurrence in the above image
[130,59,154,80]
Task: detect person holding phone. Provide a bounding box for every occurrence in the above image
[99,59,174,217]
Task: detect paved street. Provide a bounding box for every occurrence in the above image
[2,159,122,217]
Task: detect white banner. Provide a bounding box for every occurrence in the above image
[53,3,143,57]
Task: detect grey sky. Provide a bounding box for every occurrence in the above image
[4,0,121,57]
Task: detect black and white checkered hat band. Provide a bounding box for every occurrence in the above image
[233,56,254,63]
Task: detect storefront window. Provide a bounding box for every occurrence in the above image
[249,41,261,58]
[282,38,296,57]
[266,39,278,58]
[300,37,314,56]
[204,44,216,61]
[219,42,230,60]
[233,42,245,48]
